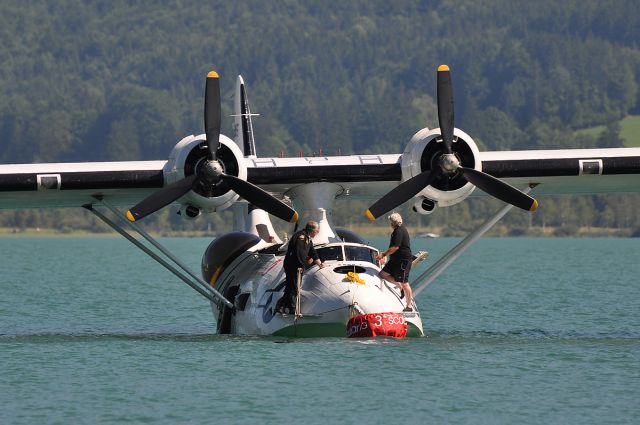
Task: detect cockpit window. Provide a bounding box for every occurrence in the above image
[344,246,377,263]
[316,246,344,262]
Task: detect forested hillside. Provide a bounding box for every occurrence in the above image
[1,0,639,234]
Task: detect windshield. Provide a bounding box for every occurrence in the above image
[315,244,378,264]
[316,246,344,262]
[344,246,377,263]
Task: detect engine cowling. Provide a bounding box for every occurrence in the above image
[365,64,537,221]
[401,127,481,207]
[164,134,246,213]
[412,197,437,215]
[178,204,202,219]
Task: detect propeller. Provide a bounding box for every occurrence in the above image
[364,64,538,221]
[437,64,454,154]
[365,168,440,221]
[458,167,537,212]
[204,71,221,161]
[126,71,298,223]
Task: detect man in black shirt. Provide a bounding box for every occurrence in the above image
[278,220,324,314]
[375,212,414,311]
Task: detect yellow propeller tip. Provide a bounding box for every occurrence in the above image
[290,211,299,223]
[364,209,376,221]
[438,64,450,72]
[207,71,219,79]
[530,199,539,212]
[126,211,136,222]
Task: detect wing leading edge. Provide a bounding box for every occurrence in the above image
[0,161,166,209]
[0,147,639,210]
[240,147,640,198]
[480,148,640,195]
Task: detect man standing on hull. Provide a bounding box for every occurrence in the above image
[375,212,414,312]
[278,220,324,314]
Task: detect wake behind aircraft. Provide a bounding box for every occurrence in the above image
[1,65,639,337]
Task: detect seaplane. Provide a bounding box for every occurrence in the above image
[1,65,639,337]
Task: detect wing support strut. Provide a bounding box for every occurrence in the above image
[412,186,535,297]
[84,197,234,309]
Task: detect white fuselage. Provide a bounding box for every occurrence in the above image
[209,242,424,337]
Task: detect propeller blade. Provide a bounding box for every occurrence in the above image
[220,174,298,223]
[126,175,199,222]
[204,71,221,160]
[460,167,538,211]
[437,64,454,153]
[365,169,439,221]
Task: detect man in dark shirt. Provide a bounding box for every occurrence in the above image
[278,220,324,314]
[375,212,414,311]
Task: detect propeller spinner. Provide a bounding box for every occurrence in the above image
[126,72,298,223]
[365,65,538,221]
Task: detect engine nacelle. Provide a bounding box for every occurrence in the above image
[412,197,438,215]
[178,204,201,219]
[401,127,481,207]
[164,134,246,213]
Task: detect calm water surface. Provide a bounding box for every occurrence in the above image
[1,236,639,424]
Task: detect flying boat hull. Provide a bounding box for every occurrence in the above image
[206,241,424,337]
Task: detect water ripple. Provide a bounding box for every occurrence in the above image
[428,328,640,341]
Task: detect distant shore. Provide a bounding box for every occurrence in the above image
[1,226,637,238]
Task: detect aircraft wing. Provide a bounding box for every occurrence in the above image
[4,68,638,215]
[0,147,639,211]
[246,147,640,199]
[478,147,640,196]
[0,161,166,209]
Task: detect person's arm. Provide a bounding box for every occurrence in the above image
[375,246,399,260]
[308,244,324,268]
[377,228,401,260]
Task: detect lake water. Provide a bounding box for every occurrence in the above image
[1,236,639,424]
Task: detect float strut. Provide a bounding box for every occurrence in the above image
[83,203,233,308]
[412,187,534,297]
[96,198,233,308]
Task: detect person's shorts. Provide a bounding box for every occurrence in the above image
[381,258,412,283]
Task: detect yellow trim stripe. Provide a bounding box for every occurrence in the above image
[364,209,375,221]
[438,64,450,72]
[207,71,219,79]
[290,211,299,223]
[126,210,136,222]
[529,199,539,212]
[210,267,222,287]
